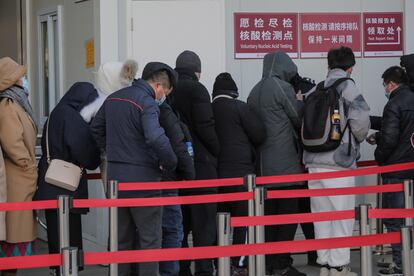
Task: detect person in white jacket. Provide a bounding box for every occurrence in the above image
[81,60,138,191]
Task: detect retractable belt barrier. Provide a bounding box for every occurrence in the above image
[0,232,401,270]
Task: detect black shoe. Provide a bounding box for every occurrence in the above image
[273,266,306,276]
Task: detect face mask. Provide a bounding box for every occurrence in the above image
[21,76,29,92]
[156,95,166,106]
[384,90,391,99]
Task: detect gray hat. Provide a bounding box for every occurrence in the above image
[176,50,201,73]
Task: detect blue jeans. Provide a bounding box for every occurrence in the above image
[160,192,184,276]
[382,177,411,267]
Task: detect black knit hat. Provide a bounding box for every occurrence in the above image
[176,50,201,73]
[212,72,239,99]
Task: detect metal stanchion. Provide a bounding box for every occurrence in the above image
[58,195,71,275]
[400,226,413,275]
[217,212,231,276]
[62,247,79,276]
[358,204,373,276]
[245,174,256,276]
[254,187,266,276]
[404,179,413,227]
[108,180,118,276]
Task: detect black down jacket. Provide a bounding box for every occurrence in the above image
[212,95,266,182]
[375,84,414,179]
[35,82,101,213]
[170,68,220,194]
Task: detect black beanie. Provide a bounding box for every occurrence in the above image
[212,72,239,99]
[176,50,201,73]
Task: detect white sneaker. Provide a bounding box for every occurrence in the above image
[320,267,330,276]
[329,266,357,276]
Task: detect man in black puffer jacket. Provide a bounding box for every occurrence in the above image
[170,50,220,276]
[212,72,266,275]
[368,66,414,276]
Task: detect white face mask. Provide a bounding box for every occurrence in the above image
[156,95,166,106]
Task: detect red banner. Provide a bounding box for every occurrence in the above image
[300,13,362,58]
[234,13,299,59]
[363,12,404,57]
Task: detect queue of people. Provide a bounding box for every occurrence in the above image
[0,48,413,276]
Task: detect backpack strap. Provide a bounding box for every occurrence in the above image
[328,77,354,90]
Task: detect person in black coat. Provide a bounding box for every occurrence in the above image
[367,66,414,275]
[91,62,178,276]
[212,72,266,273]
[159,100,195,276]
[169,50,220,276]
[34,82,101,275]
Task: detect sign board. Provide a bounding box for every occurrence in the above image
[363,12,404,57]
[85,39,94,68]
[234,13,299,59]
[300,13,362,58]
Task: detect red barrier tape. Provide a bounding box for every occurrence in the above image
[0,253,61,270]
[83,233,399,265]
[231,210,355,227]
[119,177,243,191]
[0,232,402,270]
[117,162,414,191]
[370,208,414,219]
[87,173,102,180]
[73,192,253,209]
[256,162,414,185]
[0,200,57,212]
[267,183,404,199]
[356,160,378,167]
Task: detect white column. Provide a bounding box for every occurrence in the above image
[404,0,414,54]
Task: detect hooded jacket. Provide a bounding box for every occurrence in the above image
[303,69,370,169]
[247,52,304,188]
[170,68,220,193]
[375,84,414,179]
[35,82,101,213]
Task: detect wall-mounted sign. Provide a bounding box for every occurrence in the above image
[300,13,362,58]
[234,13,299,59]
[363,12,403,57]
[85,39,94,68]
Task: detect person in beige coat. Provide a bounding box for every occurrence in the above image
[0,57,38,276]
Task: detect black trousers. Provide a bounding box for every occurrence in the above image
[45,209,83,274]
[265,186,300,271]
[297,185,317,263]
[218,196,248,267]
[180,202,217,276]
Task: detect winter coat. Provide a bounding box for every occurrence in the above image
[0,90,37,243]
[247,52,304,188]
[91,79,177,198]
[401,54,414,91]
[0,145,6,241]
[159,102,195,182]
[212,95,266,188]
[35,82,101,215]
[303,69,371,169]
[375,85,414,179]
[170,68,220,193]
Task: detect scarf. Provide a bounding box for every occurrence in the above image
[0,85,38,129]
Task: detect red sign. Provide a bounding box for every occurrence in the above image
[363,12,404,57]
[234,13,299,59]
[300,13,362,58]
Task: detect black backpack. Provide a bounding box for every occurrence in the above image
[301,77,353,153]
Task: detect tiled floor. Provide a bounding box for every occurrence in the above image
[16,239,391,275]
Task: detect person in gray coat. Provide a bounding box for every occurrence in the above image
[248,51,306,276]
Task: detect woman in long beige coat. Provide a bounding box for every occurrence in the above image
[0,57,37,276]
